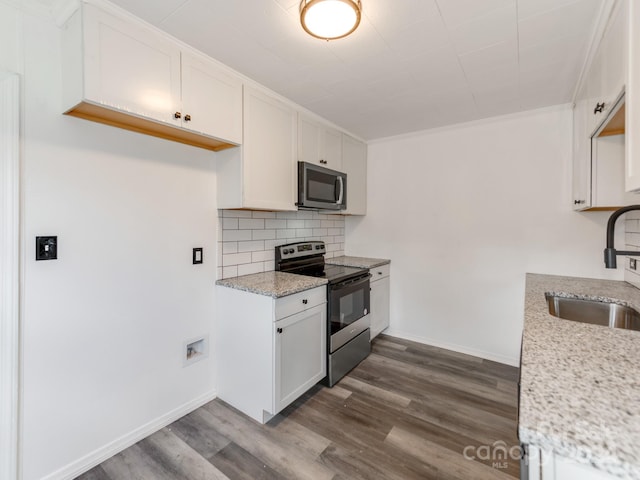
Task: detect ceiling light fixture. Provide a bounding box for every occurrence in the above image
[299,0,362,41]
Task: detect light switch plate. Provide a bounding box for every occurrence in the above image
[36,236,57,261]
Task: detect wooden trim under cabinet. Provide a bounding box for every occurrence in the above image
[65,101,238,152]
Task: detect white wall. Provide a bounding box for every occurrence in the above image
[346,106,627,365]
[5,6,218,480]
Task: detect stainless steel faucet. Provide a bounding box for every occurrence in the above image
[604,205,640,268]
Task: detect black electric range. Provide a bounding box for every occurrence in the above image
[275,241,371,386]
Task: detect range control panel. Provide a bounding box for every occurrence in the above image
[276,241,325,261]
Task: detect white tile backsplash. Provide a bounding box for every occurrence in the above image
[218,209,345,279]
[222,229,252,241]
[237,240,265,253]
[624,213,640,288]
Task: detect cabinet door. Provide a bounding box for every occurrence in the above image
[552,452,620,480]
[601,0,626,108]
[342,134,367,215]
[586,45,606,135]
[243,87,297,210]
[627,0,640,191]
[370,276,390,340]
[572,98,591,210]
[298,115,323,166]
[298,114,343,170]
[83,4,181,125]
[181,53,242,144]
[323,127,343,171]
[274,304,326,413]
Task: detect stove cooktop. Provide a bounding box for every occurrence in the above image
[275,241,369,284]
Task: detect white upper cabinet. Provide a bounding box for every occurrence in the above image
[298,114,343,171]
[586,0,627,136]
[62,2,242,151]
[572,0,635,209]
[217,86,297,211]
[626,0,640,191]
[181,53,242,144]
[572,90,591,209]
[80,4,181,125]
[341,134,367,215]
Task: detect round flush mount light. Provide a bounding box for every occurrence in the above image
[299,0,362,41]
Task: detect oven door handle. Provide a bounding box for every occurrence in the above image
[332,274,371,291]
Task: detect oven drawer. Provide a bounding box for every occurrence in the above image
[275,286,326,320]
[370,263,390,281]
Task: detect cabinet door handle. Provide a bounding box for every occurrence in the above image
[320,159,327,165]
[377,271,383,275]
[174,111,182,119]
[184,114,191,122]
[574,199,585,205]
[302,299,308,304]
[277,328,283,333]
[594,102,605,114]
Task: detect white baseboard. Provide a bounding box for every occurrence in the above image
[41,389,218,480]
[382,329,519,367]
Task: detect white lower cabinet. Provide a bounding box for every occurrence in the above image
[369,264,390,340]
[217,285,326,424]
[526,446,619,480]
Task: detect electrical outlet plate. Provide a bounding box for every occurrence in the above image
[193,247,203,264]
[36,236,57,261]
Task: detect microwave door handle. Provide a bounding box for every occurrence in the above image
[336,176,344,205]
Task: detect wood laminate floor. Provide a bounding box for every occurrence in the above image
[77,335,520,480]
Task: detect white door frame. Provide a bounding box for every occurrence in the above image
[0,72,21,480]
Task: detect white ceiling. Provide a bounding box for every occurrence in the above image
[108,0,603,140]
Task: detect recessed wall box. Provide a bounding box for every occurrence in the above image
[184,336,208,366]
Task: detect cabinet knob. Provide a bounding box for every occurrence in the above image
[277,328,283,334]
[302,299,308,304]
[594,102,605,114]
[377,271,382,275]
[184,114,191,122]
[174,111,182,119]
[574,199,585,205]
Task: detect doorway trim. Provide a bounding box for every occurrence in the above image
[0,72,21,480]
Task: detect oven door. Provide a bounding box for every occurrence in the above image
[329,274,370,352]
[298,162,347,210]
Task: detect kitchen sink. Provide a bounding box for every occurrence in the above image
[545,294,640,331]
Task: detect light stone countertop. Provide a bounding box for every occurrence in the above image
[326,255,390,269]
[215,271,327,298]
[520,273,640,479]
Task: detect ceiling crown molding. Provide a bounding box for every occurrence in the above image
[0,0,79,25]
[53,0,80,26]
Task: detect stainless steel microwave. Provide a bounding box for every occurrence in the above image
[297,161,347,210]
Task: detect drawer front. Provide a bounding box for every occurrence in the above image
[370,263,390,281]
[275,286,326,320]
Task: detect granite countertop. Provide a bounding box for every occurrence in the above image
[520,273,640,478]
[326,255,390,269]
[216,271,327,298]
